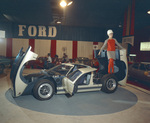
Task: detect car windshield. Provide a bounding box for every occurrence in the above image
[48,64,72,75]
[67,70,82,81]
[145,64,150,71]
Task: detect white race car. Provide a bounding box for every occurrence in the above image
[10,46,128,101]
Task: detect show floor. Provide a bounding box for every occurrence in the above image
[0,69,150,123]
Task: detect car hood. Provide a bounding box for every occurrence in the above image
[24,69,61,79]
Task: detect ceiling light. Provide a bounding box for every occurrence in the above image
[56,19,62,24]
[60,1,67,7]
[147,11,150,14]
[67,1,73,6]
[57,21,61,24]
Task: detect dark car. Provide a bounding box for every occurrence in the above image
[0,56,11,74]
[128,62,150,83]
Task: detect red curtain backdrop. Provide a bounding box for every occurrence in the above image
[123,0,135,36]
[72,41,78,60]
[51,40,57,58]
[6,38,12,58]
[130,0,135,35]
[29,39,35,52]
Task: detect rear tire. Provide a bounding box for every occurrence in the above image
[101,74,118,93]
[33,79,55,101]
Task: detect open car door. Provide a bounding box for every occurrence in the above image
[62,68,97,95]
[10,46,38,97]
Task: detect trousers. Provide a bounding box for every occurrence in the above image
[108,58,114,74]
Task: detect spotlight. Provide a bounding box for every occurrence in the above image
[60,1,67,8]
[147,11,150,14]
[57,21,61,24]
[60,0,73,7]
[67,1,73,6]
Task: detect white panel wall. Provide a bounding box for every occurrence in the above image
[12,38,29,57]
[56,40,72,59]
[98,42,104,49]
[0,38,6,56]
[78,41,93,59]
[35,39,51,57]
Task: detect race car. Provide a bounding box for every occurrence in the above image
[10,46,92,100]
[10,46,128,101]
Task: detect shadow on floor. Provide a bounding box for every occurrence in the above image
[5,87,137,116]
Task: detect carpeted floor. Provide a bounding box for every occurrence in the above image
[5,87,137,116]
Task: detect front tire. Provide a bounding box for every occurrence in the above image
[101,74,118,93]
[33,79,55,101]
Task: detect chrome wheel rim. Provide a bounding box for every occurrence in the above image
[38,83,53,99]
[106,78,116,91]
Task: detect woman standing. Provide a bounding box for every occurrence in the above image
[98,30,124,74]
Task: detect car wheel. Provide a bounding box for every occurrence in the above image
[33,79,55,101]
[101,74,118,93]
[0,64,5,74]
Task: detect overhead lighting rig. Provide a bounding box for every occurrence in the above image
[60,0,73,8]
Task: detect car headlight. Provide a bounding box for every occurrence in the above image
[144,71,150,77]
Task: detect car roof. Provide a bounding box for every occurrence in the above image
[141,62,150,65]
[62,63,90,67]
[61,63,74,66]
[133,62,150,65]
[78,67,97,73]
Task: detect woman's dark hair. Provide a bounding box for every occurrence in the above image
[55,55,58,58]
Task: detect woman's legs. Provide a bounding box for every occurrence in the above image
[108,58,114,74]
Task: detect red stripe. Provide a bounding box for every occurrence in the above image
[51,40,57,58]
[130,0,135,35]
[72,41,78,60]
[93,42,98,45]
[123,10,127,36]
[29,39,35,52]
[6,38,12,58]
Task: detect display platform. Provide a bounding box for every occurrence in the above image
[5,87,137,116]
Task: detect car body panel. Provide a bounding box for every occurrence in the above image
[10,46,38,97]
[118,49,128,85]
[94,49,128,86]
[62,68,98,95]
